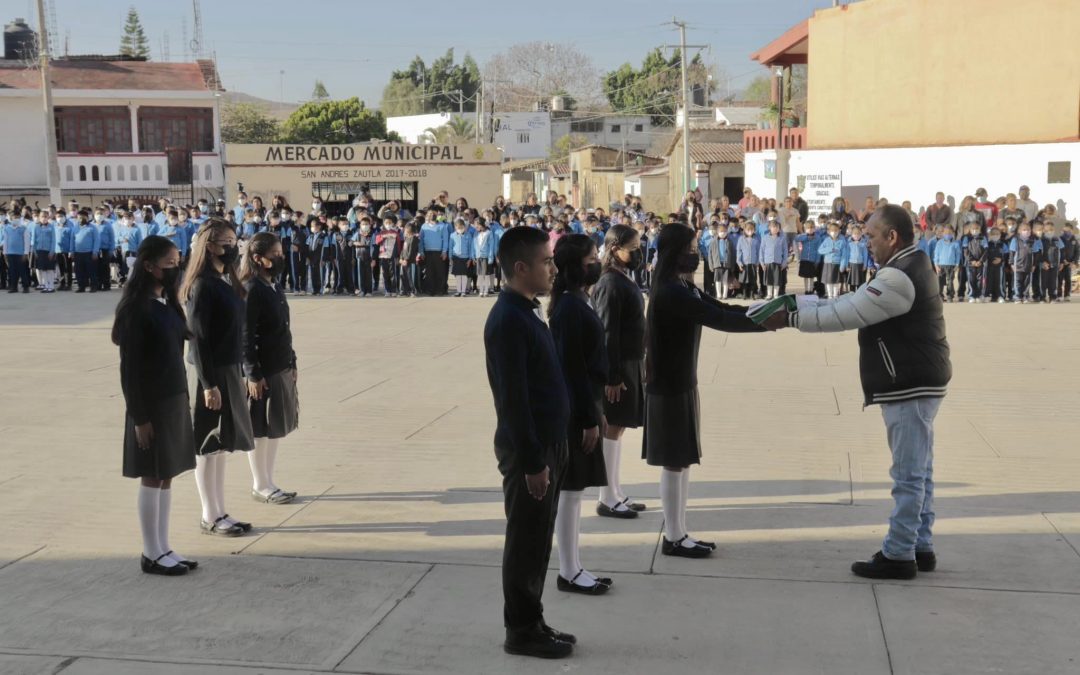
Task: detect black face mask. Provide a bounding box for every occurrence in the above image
[266,257,286,276]
[627,248,644,270]
[677,252,700,274]
[584,261,602,285]
[158,266,181,291]
[219,244,240,265]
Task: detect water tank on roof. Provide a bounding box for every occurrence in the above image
[4,18,36,61]
[550,95,565,112]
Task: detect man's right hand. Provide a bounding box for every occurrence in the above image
[525,467,550,500]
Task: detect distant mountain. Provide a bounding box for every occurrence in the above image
[221,91,299,120]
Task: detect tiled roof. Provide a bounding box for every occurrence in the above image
[0,59,218,92]
[502,158,549,172]
[550,162,570,176]
[689,142,745,164]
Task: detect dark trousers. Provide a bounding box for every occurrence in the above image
[74,252,97,290]
[1014,269,1032,300]
[423,252,446,296]
[1032,264,1043,299]
[985,263,1003,300]
[493,260,502,291]
[1060,266,1073,298]
[1003,266,1014,299]
[1041,267,1059,301]
[0,253,6,288]
[937,265,957,299]
[498,443,566,632]
[355,257,373,294]
[379,259,398,295]
[5,254,30,290]
[117,249,131,283]
[702,261,715,297]
[290,250,307,292]
[58,253,72,288]
[966,265,983,299]
[307,259,322,294]
[400,262,417,295]
[957,265,968,299]
[97,249,112,289]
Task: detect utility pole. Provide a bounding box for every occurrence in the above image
[666,18,707,197]
[36,0,61,204]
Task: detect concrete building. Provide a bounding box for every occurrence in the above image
[664,124,749,210]
[567,145,665,210]
[223,142,502,216]
[551,113,657,154]
[744,0,1080,218]
[0,54,225,205]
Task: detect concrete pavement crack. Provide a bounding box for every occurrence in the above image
[871,584,895,675]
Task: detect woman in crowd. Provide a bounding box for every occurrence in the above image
[590,224,647,519]
[241,232,300,505]
[182,218,255,537]
[113,235,197,575]
[644,224,766,558]
[548,234,613,594]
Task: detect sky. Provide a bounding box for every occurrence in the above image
[5,0,835,106]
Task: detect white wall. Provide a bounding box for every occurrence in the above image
[0,97,48,189]
[386,113,456,144]
[491,112,550,160]
[745,142,1080,219]
[551,115,654,153]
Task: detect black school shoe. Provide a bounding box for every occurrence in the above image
[541,622,577,645]
[851,551,917,580]
[557,570,611,595]
[596,502,638,519]
[141,554,188,576]
[504,627,573,659]
[916,550,937,572]
[661,536,713,558]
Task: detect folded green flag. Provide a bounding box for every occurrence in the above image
[747,294,797,325]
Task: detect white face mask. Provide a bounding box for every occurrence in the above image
[360,225,371,235]
[120,219,131,228]
[312,202,321,210]
[94,214,104,223]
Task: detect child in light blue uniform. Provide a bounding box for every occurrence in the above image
[846,225,871,292]
[72,211,100,292]
[116,214,143,285]
[449,218,475,297]
[794,221,823,294]
[55,211,75,290]
[473,218,496,297]
[31,212,58,292]
[736,221,761,299]
[95,209,116,290]
[758,219,789,299]
[817,222,848,299]
[2,211,32,292]
[932,226,962,301]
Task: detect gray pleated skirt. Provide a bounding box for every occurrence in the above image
[190,363,255,455]
[122,392,196,480]
[250,368,299,440]
[642,388,702,467]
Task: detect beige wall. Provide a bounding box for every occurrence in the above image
[223,143,502,209]
[637,174,669,215]
[807,0,1080,149]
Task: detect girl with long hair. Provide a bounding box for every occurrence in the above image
[112,235,197,575]
[644,224,767,558]
[548,234,612,594]
[590,224,647,519]
[181,218,255,537]
[240,232,299,505]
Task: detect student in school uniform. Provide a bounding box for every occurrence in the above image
[349,216,375,296]
[547,234,614,596]
[72,210,100,293]
[1039,224,1065,303]
[331,218,356,296]
[285,208,308,294]
[644,224,767,560]
[932,226,962,302]
[984,227,1008,303]
[94,209,116,291]
[55,209,75,291]
[736,222,761,299]
[590,224,648,519]
[30,211,58,293]
[846,225,871,293]
[961,222,988,303]
[375,214,402,297]
[794,221,822,294]
[818,222,849,299]
[116,213,143,287]
[474,218,497,297]
[758,219,789,300]
[2,209,32,293]
[304,220,325,296]
[1059,223,1077,302]
[419,209,450,296]
[708,221,737,299]
[113,235,197,576]
[181,218,256,537]
[399,222,421,298]
[1009,221,1038,303]
[240,232,299,505]
[450,217,475,297]
[484,226,575,660]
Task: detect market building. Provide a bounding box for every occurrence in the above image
[222,142,502,215]
[743,0,1080,218]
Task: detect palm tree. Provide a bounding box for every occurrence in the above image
[423,117,475,144]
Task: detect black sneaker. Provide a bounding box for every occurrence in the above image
[916,550,937,572]
[504,628,573,659]
[851,551,917,580]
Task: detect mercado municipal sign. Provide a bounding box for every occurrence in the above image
[224,143,496,166]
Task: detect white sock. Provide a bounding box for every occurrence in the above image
[556,490,595,585]
[156,487,184,564]
[138,485,173,566]
[264,437,280,492]
[611,437,627,503]
[660,469,686,543]
[599,438,621,508]
[715,282,723,298]
[213,452,238,526]
[248,438,272,495]
[679,468,705,546]
[194,453,218,523]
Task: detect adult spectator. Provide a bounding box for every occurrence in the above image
[925,192,952,230]
[738,187,754,212]
[233,192,250,225]
[1000,193,1026,225]
[779,204,951,580]
[1016,185,1039,223]
[790,187,809,222]
[778,196,801,250]
[901,201,920,229]
[973,188,997,229]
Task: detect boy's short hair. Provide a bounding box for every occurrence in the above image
[269,210,281,219]
[498,226,550,280]
[383,214,398,224]
[359,215,372,224]
[404,223,416,233]
[1005,217,1018,225]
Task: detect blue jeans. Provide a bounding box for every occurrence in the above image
[880,396,942,561]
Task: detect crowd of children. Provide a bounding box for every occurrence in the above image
[2,188,1076,303]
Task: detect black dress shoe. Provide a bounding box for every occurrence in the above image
[200,516,243,537]
[504,628,573,659]
[221,514,252,532]
[851,551,917,580]
[557,570,610,595]
[596,502,638,519]
[687,536,716,550]
[165,551,198,570]
[625,500,647,512]
[141,554,188,576]
[541,622,577,645]
[916,550,936,572]
[661,536,712,558]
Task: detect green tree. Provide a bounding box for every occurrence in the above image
[311,80,330,101]
[742,75,772,104]
[423,117,475,144]
[221,103,280,144]
[549,133,588,162]
[380,78,425,117]
[603,48,710,125]
[119,7,150,59]
[382,50,480,114]
[280,97,392,144]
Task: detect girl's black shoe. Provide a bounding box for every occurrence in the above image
[164,551,198,570]
[557,570,610,595]
[661,536,712,558]
[141,554,188,576]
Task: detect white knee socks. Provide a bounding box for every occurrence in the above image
[194,454,219,524]
[156,487,188,564]
[599,438,624,507]
[768,285,779,299]
[456,276,467,294]
[212,452,240,526]
[248,438,273,495]
[138,485,163,560]
[556,490,597,585]
[660,469,684,542]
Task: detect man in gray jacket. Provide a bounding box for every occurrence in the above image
[770,204,952,579]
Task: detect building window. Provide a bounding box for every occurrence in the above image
[611,124,621,133]
[55,106,132,153]
[570,120,603,134]
[1048,161,1071,184]
[517,132,530,144]
[634,124,644,132]
[137,107,214,152]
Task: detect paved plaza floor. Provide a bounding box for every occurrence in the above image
[1,288,1079,675]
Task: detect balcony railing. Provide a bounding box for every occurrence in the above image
[58,152,225,191]
[743,127,808,153]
